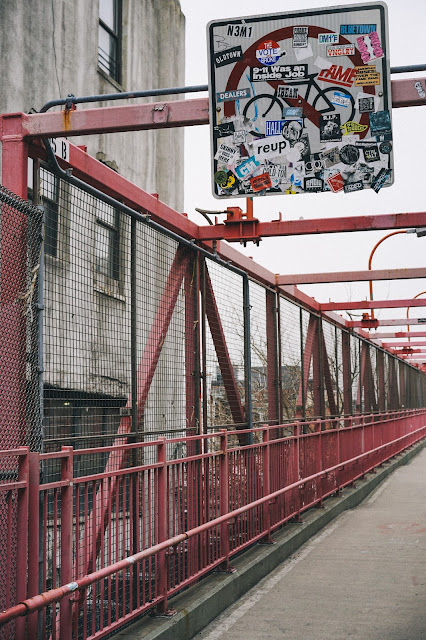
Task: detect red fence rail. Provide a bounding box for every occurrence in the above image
[0,409,425,639]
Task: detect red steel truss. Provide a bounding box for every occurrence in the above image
[1,90,425,450]
[1,79,426,638]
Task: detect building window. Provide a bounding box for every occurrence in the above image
[41,168,59,258]
[98,0,121,82]
[95,201,120,280]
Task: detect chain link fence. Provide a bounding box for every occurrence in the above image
[0,186,43,633]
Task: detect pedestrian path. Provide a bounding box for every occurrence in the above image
[195,447,426,640]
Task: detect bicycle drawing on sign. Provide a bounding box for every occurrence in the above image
[242,71,356,137]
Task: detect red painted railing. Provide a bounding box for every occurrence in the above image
[1,410,425,639]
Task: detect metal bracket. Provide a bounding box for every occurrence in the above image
[216,565,237,574]
[150,608,177,618]
[152,104,169,124]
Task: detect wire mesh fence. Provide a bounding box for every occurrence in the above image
[2,167,423,459]
[2,167,426,639]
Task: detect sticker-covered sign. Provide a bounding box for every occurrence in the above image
[208,2,393,199]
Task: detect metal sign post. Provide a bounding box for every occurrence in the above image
[207,2,393,199]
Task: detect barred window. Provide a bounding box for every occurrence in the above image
[98,0,121,82]
[41,168,59,258]
[95,200,120,280]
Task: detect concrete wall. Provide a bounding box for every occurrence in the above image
[0,1,187,445]
[0,0,185,210]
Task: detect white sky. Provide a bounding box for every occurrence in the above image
[179,0,426,330]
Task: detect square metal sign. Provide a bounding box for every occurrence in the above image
[207,2,393,199]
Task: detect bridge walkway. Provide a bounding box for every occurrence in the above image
[195,447,426,640]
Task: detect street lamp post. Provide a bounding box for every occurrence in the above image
[368,230,406,319]
[368,228,426,319]
[407,291,426,342]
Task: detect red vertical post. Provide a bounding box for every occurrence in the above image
[342,331,352,416]
[316,420,323,506]
[312,318,322,419]
[389,358,400,410]
[15,449,30,639]
[27,452,40,639]
[266,290,279,425]
[262,427,272,542]
[296,314,317,421]
[156,439,174,616]
[377,350,386,412]
[336,420,341,494]
[60,447,74,640]
[399,364,406,409]
[0,113,29,450]
[219,430,230,571]
[184,255,199,455]
[295,423,302,521]
[320,329,338,418]
[157,439,168,613]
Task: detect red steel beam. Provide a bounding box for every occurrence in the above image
[397,349,426,354]
[198,212,426,241]
[320,299,426,311]
[348,318,426,328]
[382,341,426,348]
[321,328,338,416]
[204,269,246,426]
[369,331,426,339]
[275,267,426,285]
[391,76,426,108]
[12,76,426,140]
[296,314,318,417]
[20,98,210,138]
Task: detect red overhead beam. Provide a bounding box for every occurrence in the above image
[399,350,426,355]
[348,318,426,328]
[370,331,426,339]
[391,76,426,108]
[13,76,426,140]
[198,212,426,241]
[20,98,210,138]
[382,341,426,348]
[276,267,426,285]
[321,298,426,311]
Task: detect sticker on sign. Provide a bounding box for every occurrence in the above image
[331,91,351,107]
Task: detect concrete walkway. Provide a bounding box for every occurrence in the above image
[195,447,426,640]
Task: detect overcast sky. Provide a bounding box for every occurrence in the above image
[179,0,426,330]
